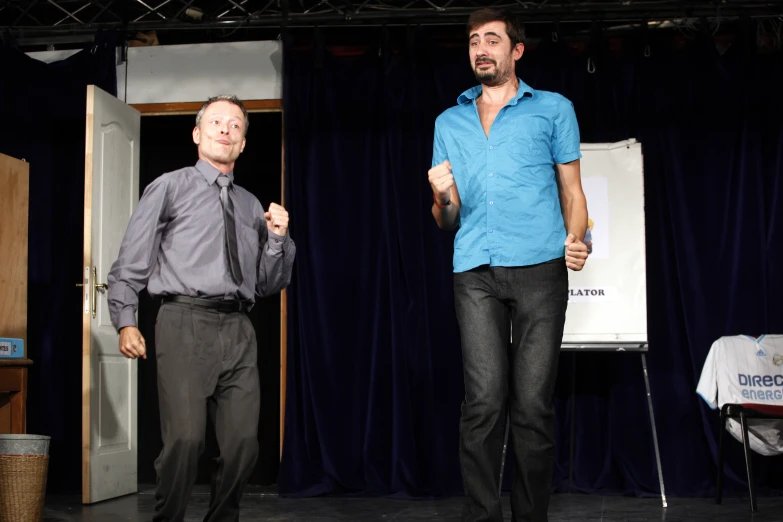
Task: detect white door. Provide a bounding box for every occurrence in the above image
[80,84,140,504]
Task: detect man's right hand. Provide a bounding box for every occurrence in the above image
[428,160,454,205]
[119,326,147,359]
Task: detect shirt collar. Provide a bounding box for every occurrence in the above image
[457,78,534,107]
[195,159,234,186]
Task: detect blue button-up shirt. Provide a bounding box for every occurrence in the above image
[432,79,582,273]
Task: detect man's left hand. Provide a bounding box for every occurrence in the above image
[265,203,289,236]
[564,233,588,271]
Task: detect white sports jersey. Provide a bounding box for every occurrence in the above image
[696,334,783,456]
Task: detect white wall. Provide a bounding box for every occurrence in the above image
[27,40,282,104]
[124,41,281,103]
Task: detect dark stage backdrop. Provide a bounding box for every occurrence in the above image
[137,112,283,486]
[280,26,783,498]
[0,37,117,493]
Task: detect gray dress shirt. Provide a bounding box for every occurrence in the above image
[107,159,296,330]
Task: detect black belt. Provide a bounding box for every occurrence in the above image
[161,295,253,313]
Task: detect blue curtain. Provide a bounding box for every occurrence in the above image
[280,29,465,497]
[0,36,117,493]
[280,25,783,499]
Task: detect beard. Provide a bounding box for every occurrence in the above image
[472,59,511,87]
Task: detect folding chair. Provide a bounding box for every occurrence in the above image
[715,403,783,512]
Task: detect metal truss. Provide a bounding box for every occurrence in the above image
[2,0,783,39]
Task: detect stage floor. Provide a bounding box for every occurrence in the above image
[43,486,783,521]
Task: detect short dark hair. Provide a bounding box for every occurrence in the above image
[466,8,525,46]
[195,94,250,136]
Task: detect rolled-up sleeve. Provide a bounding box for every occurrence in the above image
[107,176,170,330]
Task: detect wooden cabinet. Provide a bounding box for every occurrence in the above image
[0,359,32,434]
[0,154,30,434]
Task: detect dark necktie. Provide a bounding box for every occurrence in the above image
[216,175,243,286]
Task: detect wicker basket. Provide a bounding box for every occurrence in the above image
[0,454,49,522]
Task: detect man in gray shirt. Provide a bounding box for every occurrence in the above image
[107,94,295,521]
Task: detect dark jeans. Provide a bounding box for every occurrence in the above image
[153,302,261,522]
[453,260,569,522]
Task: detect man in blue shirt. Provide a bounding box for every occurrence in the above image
[428,8,588,522]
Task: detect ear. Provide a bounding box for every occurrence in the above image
[192,126,200,145]
[240,137,246,154]
[513,42,525,62]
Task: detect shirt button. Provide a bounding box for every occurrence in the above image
[490,201,494,205]
[489,146,494,150]
[489,173,494,177]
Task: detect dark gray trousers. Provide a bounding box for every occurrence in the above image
[152,302,260,522]
[453,260,568,522]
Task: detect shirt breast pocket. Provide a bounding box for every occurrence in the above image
[505,115,552,161]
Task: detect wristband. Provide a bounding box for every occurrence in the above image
[433,193,451,209]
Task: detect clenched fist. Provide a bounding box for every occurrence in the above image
[119,326,146,359]
[428,160,454,205]
[265,203,289,236]
[564,233,589,271]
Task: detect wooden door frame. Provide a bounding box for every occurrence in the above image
[132,99,287,460]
